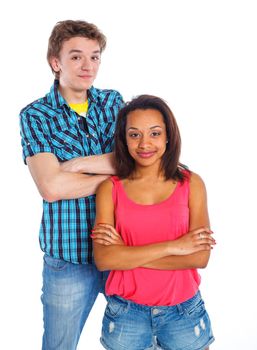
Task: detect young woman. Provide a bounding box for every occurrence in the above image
[92,95,216,350]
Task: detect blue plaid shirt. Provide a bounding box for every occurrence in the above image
[19,80,123,264]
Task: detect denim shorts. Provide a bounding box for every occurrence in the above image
[101,291,215,350]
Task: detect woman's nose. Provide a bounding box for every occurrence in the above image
[138,135,150,148]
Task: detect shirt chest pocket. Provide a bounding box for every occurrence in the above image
[50,124,85,160]
[100,120,115,138]
[98,114,116,151]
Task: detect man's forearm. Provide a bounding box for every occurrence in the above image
[27,153,110,202]
[46,172,109,202]
[60,153,116,174]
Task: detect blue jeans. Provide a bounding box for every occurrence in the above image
[101,291,215,350]
[41,254,108,350]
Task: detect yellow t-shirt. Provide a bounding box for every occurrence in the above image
[69,100,88,117]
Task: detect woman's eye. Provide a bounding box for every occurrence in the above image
[151,131,161,137]
[128,133,140,138]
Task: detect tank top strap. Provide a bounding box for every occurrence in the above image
[110,176,123,209]
[110,176,120,184]
[175,170,190,204]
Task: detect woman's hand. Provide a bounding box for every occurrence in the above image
[91,223,125,246]
[170,227,216,255]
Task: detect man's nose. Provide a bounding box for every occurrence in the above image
[81,58,92,70]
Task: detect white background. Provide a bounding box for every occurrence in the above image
[1,0,257,349]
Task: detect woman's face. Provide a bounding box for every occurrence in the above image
[125,108,168,169]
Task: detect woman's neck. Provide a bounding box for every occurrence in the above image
[131,164,165,181]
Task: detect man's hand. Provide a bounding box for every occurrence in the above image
[60,157,85,173]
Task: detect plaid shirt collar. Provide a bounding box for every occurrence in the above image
[48,79,98,109]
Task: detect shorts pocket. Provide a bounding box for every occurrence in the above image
[105,296,129,318]
[182,292,206,317]
[187,299,205,316]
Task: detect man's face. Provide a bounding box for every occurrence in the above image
[51,36,101,95]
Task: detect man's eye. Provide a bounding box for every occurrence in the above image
[71,56,80,60]
[92,56,100,61]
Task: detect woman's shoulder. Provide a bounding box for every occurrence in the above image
[97,176,124,195]
[189,171,205,187]
[188,171,207,200]
[96,177,114,196]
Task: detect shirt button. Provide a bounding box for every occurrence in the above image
[152,308,159,315]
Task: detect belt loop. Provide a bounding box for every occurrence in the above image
[176,303,184,316]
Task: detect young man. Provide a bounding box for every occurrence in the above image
[19,20,123,349]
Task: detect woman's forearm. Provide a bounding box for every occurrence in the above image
[141,250,211,270]
[93,224,214,271]
[94,241,174,271]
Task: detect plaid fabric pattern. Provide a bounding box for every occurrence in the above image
[19,80,123,264]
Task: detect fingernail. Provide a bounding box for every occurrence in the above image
[90,234,95,238]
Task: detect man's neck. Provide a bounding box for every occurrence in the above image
[59,85,88,104]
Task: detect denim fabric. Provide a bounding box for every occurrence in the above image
[41,254,108,350]
[101,291,215,350]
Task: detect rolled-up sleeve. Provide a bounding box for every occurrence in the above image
[19,111,54,164]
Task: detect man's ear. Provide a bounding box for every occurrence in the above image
[49,57,60,73]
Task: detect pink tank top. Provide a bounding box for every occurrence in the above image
[105,175,201,306]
